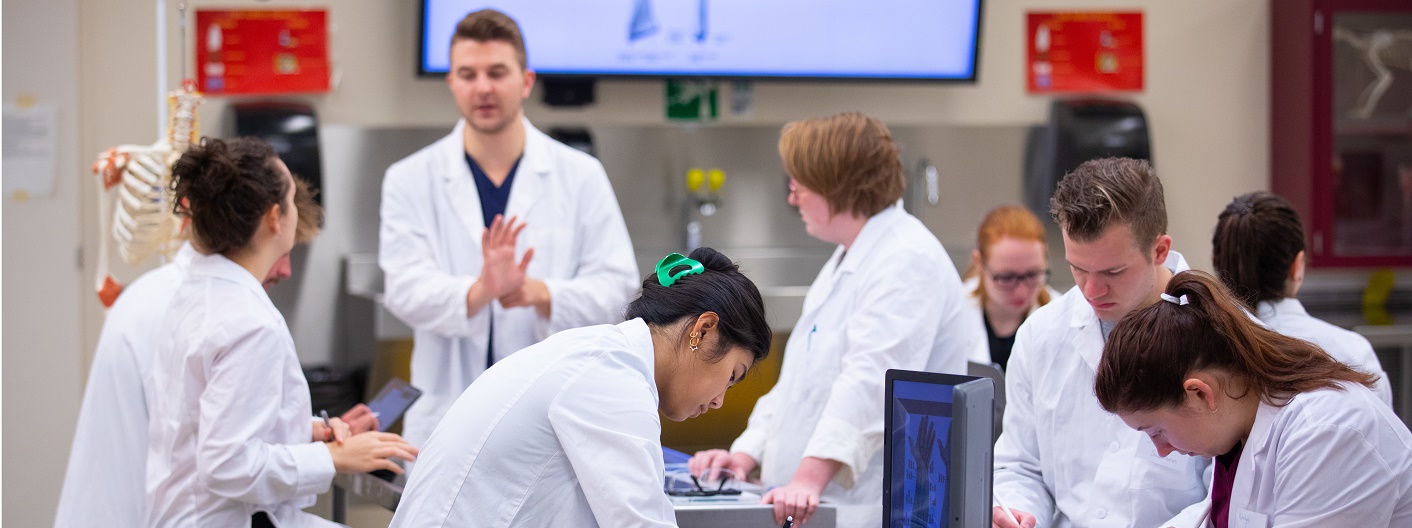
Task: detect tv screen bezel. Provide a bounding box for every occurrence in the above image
[416,0,985,83]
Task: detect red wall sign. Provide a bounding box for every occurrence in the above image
[1027,12,1144,93]
[195,9,330,95]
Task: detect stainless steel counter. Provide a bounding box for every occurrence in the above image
[1354,324,1412,428]
[331,472,836,527]
[673,498,836,527]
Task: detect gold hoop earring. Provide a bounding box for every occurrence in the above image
[688,332,700,352]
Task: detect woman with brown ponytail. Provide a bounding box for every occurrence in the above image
[1212,191,1392,406]
[1095,270,1412,527]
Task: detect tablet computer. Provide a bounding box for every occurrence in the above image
[366,377,422,432]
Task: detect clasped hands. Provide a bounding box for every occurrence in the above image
[466,215,550,318]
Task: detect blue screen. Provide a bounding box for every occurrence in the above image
[421,0,982,80]
[889,379,954,528]
[367,380,422,432]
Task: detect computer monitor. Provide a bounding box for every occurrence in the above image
[419,0,983,81]
[884,370,994,528]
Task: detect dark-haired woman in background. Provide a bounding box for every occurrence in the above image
[145,137,417,527]
[389,247,772,528]
[1212,191,1392,406]
[1095,271,1412,527]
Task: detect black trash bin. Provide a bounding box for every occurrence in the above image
[304,365,368,417]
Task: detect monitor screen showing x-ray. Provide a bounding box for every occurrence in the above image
[884,370,994,528]
[420,0,982,81]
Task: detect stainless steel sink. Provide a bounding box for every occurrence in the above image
[633,247,833,333]
[344,253,415,341]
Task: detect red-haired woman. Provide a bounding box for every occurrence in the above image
[962,205,1058,370]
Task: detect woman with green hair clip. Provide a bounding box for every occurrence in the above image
[391,247,772,527]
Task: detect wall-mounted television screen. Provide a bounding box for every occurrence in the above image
[420,0,983,81]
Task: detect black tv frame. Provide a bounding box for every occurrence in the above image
[416,0,985,83]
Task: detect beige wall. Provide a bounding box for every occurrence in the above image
[72,0,1271,352]
[3,0,1270,524]
[3,0,85,526]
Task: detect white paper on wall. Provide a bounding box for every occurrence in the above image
[3,102,59,200]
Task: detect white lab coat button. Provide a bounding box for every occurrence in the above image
[1109,441,1120,453]
[1095,508,1107,519]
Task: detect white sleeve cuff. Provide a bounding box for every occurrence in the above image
[801,415,879,490]
[730,427,769,463]
[289,442,336,497]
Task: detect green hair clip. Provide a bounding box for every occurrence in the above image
[656,253,704,287]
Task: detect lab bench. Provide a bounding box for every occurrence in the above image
[331,471,837,527]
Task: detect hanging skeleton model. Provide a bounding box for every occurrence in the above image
[92,80,203,307]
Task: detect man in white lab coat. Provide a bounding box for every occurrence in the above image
[379,9,638,446]
[992,158,1211,528]
[54,182,364,527]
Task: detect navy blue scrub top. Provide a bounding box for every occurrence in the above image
[466,152,522,367]
[466,153,522,228]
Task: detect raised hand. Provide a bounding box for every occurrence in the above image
[479,214,533,299]
[467,215,534,315]
[912,416,937,472]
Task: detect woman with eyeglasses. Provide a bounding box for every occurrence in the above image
[962,205,1058,370]
[689,112,980,528]
[1212,191,1392,406]
[390,247,771,528]
[1095,270,1412,527]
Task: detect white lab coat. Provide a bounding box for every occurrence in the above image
[1222,381,1412,527]
[145,253,338,528]
[959,276,1061,366]
[389,319,675,528]
[994,250,1213,528]
[379,118,639,447]
[1257,298,1394,407]
[54,243,196,528]
[730,206,979,528]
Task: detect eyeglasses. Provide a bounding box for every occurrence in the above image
[785,177,808,199]
[985,268,1050,290]
[664,468,742,497]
